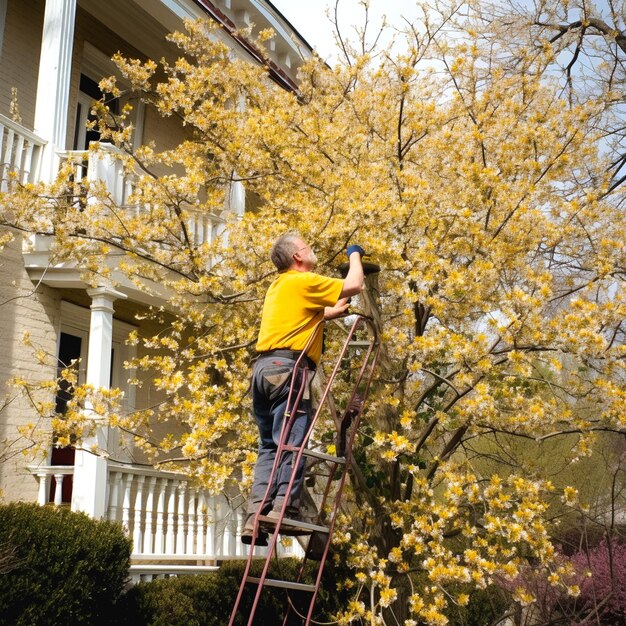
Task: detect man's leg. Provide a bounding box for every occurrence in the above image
[271,368,312,513]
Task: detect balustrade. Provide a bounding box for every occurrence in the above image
[30,459,304,572]
[0,114,46,190]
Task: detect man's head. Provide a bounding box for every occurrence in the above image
[271,232,317,272]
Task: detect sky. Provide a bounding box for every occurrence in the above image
[269,0,421,61]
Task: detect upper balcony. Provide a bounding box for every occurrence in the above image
[7,117,231,305]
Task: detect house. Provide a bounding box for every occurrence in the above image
[0,0,312,577]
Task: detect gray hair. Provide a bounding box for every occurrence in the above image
[271,231,301,271]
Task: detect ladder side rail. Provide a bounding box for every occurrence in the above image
[244,368,313,626]
[230,316,380,626]
[267,315,370,533]
[287,315,377,485]
[228,360,313,626]
[288,324,381,625]
[238,320,340,625]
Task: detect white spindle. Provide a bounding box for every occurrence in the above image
[165,480,177,554]
[176,482,187,554]
[205,495,215,556]
[154,478,167,555]
[196,491,206,556]
[22,143,34,183]
[3,128,14,188]
[132,475,145,554]
[36,472,49,505]
[14,133,25,177]
[224,504,237,555]
[235,508,246,556]
[186,488,197,555]
[122,473,132,531]
[142,476,157,554]
[0,124,5,165]
[107,471,122,521]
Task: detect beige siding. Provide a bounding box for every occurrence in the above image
[0,0,44,127]
[0,233,60,502]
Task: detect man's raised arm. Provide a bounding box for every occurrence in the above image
[340,244,365,298]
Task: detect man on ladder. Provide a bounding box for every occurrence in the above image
[241,232,365,545]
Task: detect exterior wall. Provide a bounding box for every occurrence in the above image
[0,232,61,502]
[67,6,152,151]
[0,0,44,126]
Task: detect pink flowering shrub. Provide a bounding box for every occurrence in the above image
[498,537,626,625]
[570,537,626,626]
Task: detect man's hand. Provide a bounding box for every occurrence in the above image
[324,297,350,320]
[347,244,365,258]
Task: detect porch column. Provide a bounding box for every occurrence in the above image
[34,0,77,182]
[71,286,127,518]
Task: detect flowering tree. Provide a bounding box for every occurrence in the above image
[1,1,626,623]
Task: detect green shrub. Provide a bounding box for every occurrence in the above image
[117,557,348,626]
[0,502,131,626]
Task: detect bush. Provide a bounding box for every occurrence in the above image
[570,537,626,626]
[0,502,131,626]
[117,557,348,626]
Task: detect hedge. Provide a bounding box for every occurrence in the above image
[0,502,131,626]
[117,558,347,626]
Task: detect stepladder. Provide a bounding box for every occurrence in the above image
[229,314,380,626]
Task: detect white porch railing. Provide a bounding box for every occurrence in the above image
[30,461,303,580]
[59,145,225,246]
[0,113,46,190]
[106,462,248,561]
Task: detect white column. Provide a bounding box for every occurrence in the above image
[53,474,65,505]
[71,286,127,519]
[34,0,77,182]
[228,178,246,217]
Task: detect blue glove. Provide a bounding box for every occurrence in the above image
[346,244,365,258]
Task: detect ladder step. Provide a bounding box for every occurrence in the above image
[348,340,371,347]
[282,445,346,465]
[259,515,329,534]
[246,577,315,592]
[304,448,346,465]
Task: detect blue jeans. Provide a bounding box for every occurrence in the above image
[247,354,312,515]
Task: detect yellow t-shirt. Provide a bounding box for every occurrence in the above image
[256,270,344,364]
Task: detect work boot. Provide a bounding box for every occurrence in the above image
[241,513,268,546]
[263,506,311,536]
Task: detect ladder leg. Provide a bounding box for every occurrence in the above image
[230,366,311,626]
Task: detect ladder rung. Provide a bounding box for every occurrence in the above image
[282,445,346,465]
[259,515,329,534]
[348,340,371,347]
[304,448,346,465]
[246,577,315,592]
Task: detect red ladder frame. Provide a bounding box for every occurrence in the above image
[229,315,379,626]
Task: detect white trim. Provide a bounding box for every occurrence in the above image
[34,0,77,181]
[60,300,137,341]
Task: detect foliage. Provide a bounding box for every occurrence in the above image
[1,0,625,623]
[0,502,131,626]
[116,558,348,626]
[570,537,626,625]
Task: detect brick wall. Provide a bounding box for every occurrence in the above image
[0,232,60,502]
